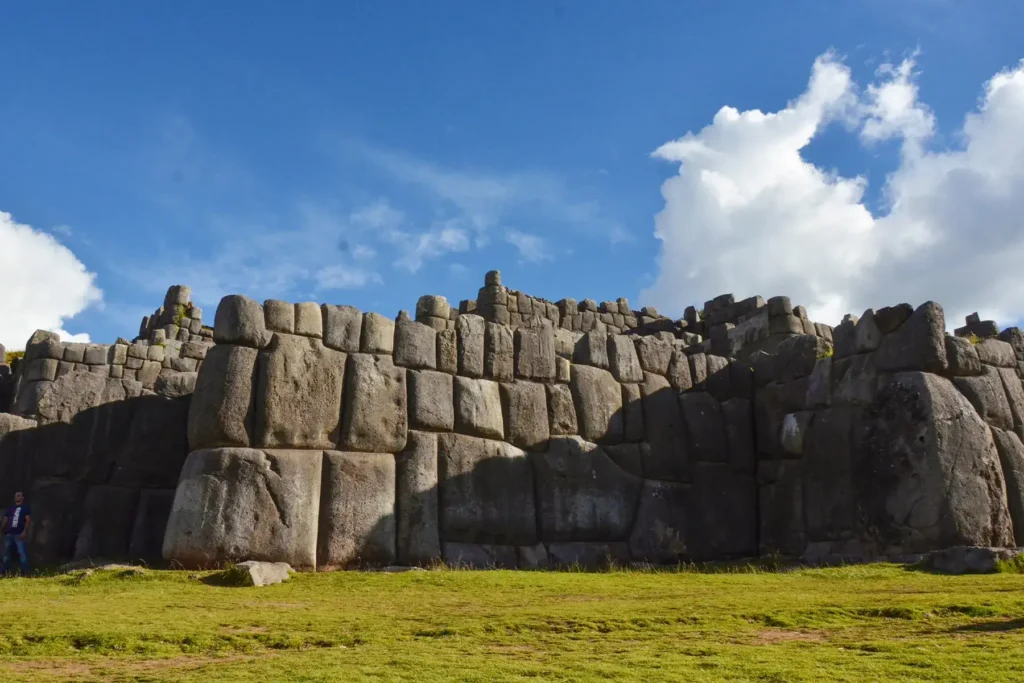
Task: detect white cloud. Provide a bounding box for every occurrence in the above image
[0,211,102,349]
[389,222,471,273]
[505,230,553,263]
[314,265,383,290]
[642,53,1024,329]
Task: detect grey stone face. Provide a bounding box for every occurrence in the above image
[438,433,537,545]
[396,431,441,565]
[128,489,176,560]
[394,320,438,370]
[991,428,1024,547]
[74,485,139,560]
[213,295,269,348]
[634,336,672,375]
[573,331,609,369]
[453,376,504,440]
[547,383,578,436]
[570,365,624,444]
[318,451,396,568]
[975,339,1017,368]
[456,314,486,378]
[162,448,322,569]
[953,366,1014,430]
[831,353,880,407]
[721,398,755,474]
[621,383,645,443]
[294,302,323,338]
[24,358,58,382]
[255,334,346,450]
[416,295,450,321]
[945,336,984,376]
[997,366,1024,431]
[154,371,197,399]
[679,391,726,465]
[360,313,395,354]
[758,460,806,555]
[408,370,455,432]
[629,480,689,564]
[667,349,693,391]
[483,321,512,381]
[436,328,457,374]
[500,381,550,450]
[188,344,258,450]
[63,343,86,363]
[642,372,690,480]
[340,354,407,453]
[688,463,757,560]
[514,325,556,380]
[874,303,914,334]
[874,302,948,374]
[533,436,643,542]
[263,299,295,334]
[607,335,643,383]
[801,408,857,541]
[322,304,362,353]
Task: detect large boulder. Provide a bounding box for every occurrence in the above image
[340,354,407,453]
[162,448,322,569]
[533,436,643,542]
[855,372,1014,553]
[991,428,1024,547]
[396,432,441,565]
[500,381,549,450]
[641,373,690,480]
[874,302,947,374]
[188,345,258,450]
[629,480,689,564]
[456,314,486,378]
[569,365,624,444]
[318,451,396,568]
[453,376,504,440]
[437,433,536,545]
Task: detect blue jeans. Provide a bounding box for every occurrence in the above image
[2,534,28,574]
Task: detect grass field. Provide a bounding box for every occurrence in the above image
[0,563,1021,682]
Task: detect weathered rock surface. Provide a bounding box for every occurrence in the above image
[396,432,440,565]
[454,376,504,440]
[921,546,1024,574]
[188,345,258,450]
[234,560,292,586]
[318,451,396,568]
[570,365,623,444]
[340,354,407,453]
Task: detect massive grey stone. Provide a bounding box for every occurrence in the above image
[856,372,1014,552]
[34,371,129,424]
[946,336,984,377]
[340,354,407,453]
[234,560,292,586]
[360,313,395,354]
[688,463,757,560]
[991,428,1024,547]
[163,448,322,569]
[628,479,690,564]
[758,460,805,556]
[570,365,624,444]
[667,349,693,391]
[127,489,176,560]
[396,431,441,565]
[704,354,731,401]
[483,321,513,381]
[831,353,880,407]
[976,339,1017,368]
[874,302,948,374]
[573,331,609,369]
[153,371,197,399]
[436,328,457,374]
[802,408,858,541]
[213,295,269,348]
[408,370,454,431]
[394,321,437,370]
[456,314,486,378]
[322,304,362,353]
[679,391,726,464]
[500,381,549,450]
[533,436,643,542]
[953,366,1014,430]
[621,383,645,443]
[255,334,346,449]
[997,367,1024,432]
[438,433,536,545]
[416,294,450,321]
[263,299,295,334]
[514,325,556,380]
[853,310,883,353]
[23,358,58,382]
[318,451,396,568]
[453,376,504,440]
[775,335,830,383]
[293,302,323,338]
[547,383,578,436]
[74,485,138,560]
[721,398,755,474]
[874,304,914,335]
[634,336,672,375]
[642,372,690,480]
[922,546,1024,574]
[188,344,258,450]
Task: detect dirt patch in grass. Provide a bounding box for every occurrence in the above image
[0,654,262,681]
[752,629,827,645]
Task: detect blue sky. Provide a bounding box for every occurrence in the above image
[3,1,1024,347]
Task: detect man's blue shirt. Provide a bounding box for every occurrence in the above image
[4,505,30,535]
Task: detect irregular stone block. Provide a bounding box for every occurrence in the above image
[442,542,517,569]
[946,336,984,376]
[74,485,138,559]
[534,436,642,542]
[634,336,672,375]
[607,335,643,383]
[360,313,395,354]
[163,448,322,569]
[997,366,1024,431]
[569,365,623,444]
[629,480,689,564]
[453,376,504,440]
[393,321,437,371]
[63,343,86,363]
[758,460,805,555]
[514,325,556,380]
[554,328,575,359]
[991,428,1024,547]
[688,463,757,559]
[705,354,731,401]
[721,398,755,474]
[500,381,549,450]
[263,299,295,333]
[416,295,450,321]
[953,366,1014,430]
[802,408,857,541]
[24,358,58,382]
[853,310,882,352]
[181,342,209,360]
[667,349,693,391]
[621,383,644,443]
[483,321,512,381]
[213,295,269,348]
[147,345,165,363]
[832,353,880,407]
[294,302,323,338]
[438,433,536,545]
[109,344,128,365]
[689,353,708,389]
[188,344,258,450]
[642,372,690,480]
[318,451,396,568]
[396,431,441,565]
[573,331,609,369]
[556,356,571,383]
[547,383,578,435]
[603,443,644,478]
[408,370,454,431]
[128,488,176,559]
[154,371,197,399]
[874,302,947,374]
[922,546,1024,575]
[976,339,1016,368]
[322,304,362,352]
[436,328,457,374]
[235,560,292,586]
[804,357,832,408]
[874,303,914,334]
[28,479,86,565]
[680,391,726,464]
[456,314,486,378]
[340,354,407,453]
[775,335,830,383]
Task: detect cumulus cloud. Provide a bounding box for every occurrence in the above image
[0,211,102,349]
[505,230,553,263]
[642,53,1024,328]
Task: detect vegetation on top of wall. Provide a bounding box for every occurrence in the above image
[172,304,188,327]
[966,333,982,345]
[816,344,834,360]
[5,350,25,365]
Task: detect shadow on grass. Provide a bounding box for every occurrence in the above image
[950,618,1024,633]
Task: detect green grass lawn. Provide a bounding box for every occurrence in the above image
[0,564,1021,682]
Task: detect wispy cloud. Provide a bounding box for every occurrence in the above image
[505,230,553,263]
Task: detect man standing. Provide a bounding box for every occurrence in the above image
[1,492,31,576]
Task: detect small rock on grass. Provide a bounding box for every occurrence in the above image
[233,560,293,586]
